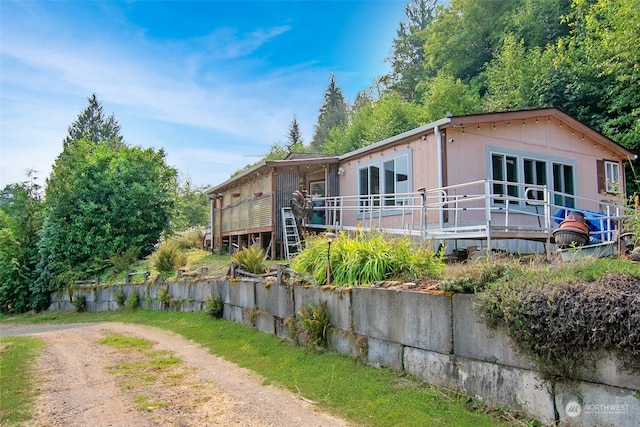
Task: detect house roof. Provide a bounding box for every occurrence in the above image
[205,154,338,195]
[206,107,636,195]
[339,107,637,161]
[338,117,450,161]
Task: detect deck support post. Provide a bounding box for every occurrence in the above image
[484,179,492,253]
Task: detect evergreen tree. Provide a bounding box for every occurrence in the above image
[286,115,304,152]
[352,90,373,114]
[325,93,424,155]
[384,0,437,101]
[309,74,348,153]
[63,93,124,148]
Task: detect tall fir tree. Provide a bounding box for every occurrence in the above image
[383,0,437,101]
[63,93,124,148]
[286,115,304,152]
[309,74,348,153]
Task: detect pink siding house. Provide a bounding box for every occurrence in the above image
[330,107,636,254]
[208,108,637,257]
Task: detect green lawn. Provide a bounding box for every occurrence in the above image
[0,335,46,425]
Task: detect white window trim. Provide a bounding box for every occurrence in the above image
[604,160,621,194]
[487,146,576,209]
[356,149,412,214]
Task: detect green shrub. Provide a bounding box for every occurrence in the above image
[441,256,524,293]
[109,248,140,273]
[124,292,139,310]
[72,295,86,312]
[171,227,206,250]
[204,294,223,318]
[158,287,171,309]
[232,246,268,274]
[151,241,187,273]
[292,229,444,286]
[478,273,640,378]
[115,290,126,307]
[297,300,331,349]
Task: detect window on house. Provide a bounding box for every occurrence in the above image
[359,166,378,207]
[383,157,409,205]
[491,153,519,205]
[490,149,575,208]
[358,154,409,207]
[524,158,547,201]
[597,159,622,195]
[553,163,575,208]
[605,161,621,193]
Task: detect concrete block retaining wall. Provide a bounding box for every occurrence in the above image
[49,280,639,426]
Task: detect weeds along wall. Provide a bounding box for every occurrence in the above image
[49,280,639,426]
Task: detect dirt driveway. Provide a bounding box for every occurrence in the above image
[2,323,349,427]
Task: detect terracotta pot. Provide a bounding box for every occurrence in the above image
[559,218,590,234]
[554,217,590,248]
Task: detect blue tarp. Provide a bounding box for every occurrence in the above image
[554,208,615,242]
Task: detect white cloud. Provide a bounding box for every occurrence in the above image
[0,11,326,188]
[3,0,398,188]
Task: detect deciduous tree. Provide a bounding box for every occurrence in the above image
[0,172,43,313]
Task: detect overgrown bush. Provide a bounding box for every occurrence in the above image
[158,287,171,309]
[72,294,86,312]
[231,245,268,274]
[441,256,526,293]
[478,273,640,378]
[291,229,444,286]
[171,227,206,250]
[151,240,187,272]
[124,292,139,310]
[297,300,331,349]
[115,289,126,307]
[109,248,140,273]
[204,294,223,318]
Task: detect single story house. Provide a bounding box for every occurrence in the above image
[206,107,637,258]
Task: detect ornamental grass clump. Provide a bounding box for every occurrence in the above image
[291,229,444,286]
[172,227,206,250]
[231,245,268,274]
[151,240,187,273]
[297,300,331,349]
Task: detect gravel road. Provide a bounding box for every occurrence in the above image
[1,322,349,427]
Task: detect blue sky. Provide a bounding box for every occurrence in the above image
[0,0,407,189]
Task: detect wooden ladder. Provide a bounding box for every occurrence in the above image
[282,207,302,259]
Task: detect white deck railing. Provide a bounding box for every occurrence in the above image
[309,179,631,250]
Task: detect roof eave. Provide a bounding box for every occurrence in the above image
[339,117,451,160]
